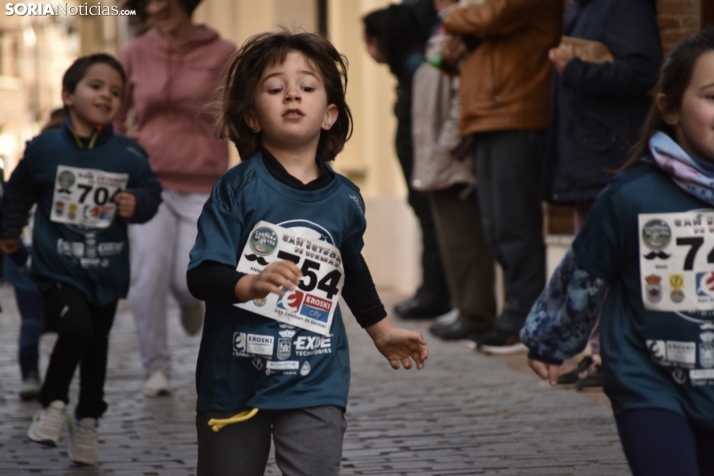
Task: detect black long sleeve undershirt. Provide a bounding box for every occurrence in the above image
[187,257,386,328]
[186,148,386,328]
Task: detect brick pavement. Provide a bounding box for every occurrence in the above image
[0,285,629,475]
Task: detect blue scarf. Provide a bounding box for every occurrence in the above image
[649,131,714,206]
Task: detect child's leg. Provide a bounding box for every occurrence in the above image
[195,410,272,476]
[37,283,95,408]
[16,287,46,379]
[272,406,346,476]
[615,408,699,476]
[74,300,118,419]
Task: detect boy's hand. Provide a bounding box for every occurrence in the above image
[528,359,561,386]
[366,317,428,370]
[115,192,137,218]
[235,260,302,302]
[0,238,20,254]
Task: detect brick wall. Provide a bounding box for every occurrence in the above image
[657,0,702,55]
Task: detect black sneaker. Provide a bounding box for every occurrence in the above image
[557,356,594,385]
[471,329,528,355]
[575,364,604,390]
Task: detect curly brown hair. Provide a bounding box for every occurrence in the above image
[214,30,353,161]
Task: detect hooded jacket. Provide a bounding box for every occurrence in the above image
[115,26,235,193]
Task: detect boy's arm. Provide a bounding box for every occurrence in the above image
[366,317,428,370]
[342,255,387,328]
[124,186,162,223]
[124,149,163,224]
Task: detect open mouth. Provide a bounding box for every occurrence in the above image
[283,109,304,119]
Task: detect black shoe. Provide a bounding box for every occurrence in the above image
[471,329,528,355]
[557,356,594,385]
[394,294,451,319]
[429,319,479,340]
[575,365,604,390]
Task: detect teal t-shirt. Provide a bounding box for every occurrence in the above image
[574,161,714,428]
[189,152,368,412]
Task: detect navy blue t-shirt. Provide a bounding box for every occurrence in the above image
[189,151,368,412]
[2,126,162,305]
[574,162,714,429]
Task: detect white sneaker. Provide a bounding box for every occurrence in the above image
[27,400,66,447]
[180,303,204,335]
[68,414,98,465]
[143,368,172,397]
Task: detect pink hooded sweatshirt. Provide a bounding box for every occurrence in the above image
[115,26,235,193]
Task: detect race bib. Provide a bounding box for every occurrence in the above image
[235,221,344,336]
[51,165,128,229]
[639,211,714,311]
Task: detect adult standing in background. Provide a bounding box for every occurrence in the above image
[543,0,662,388]
[116,0,235,397]
[442,0,562,353]
[363,3,452,321]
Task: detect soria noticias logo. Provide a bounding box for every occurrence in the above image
[5,3,137,16]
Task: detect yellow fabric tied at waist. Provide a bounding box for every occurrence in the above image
[207,408,259,432]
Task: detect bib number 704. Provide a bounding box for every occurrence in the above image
[277,250,341,299]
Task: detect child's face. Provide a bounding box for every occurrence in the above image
[665,51,714,162]
[62,63,124,129]
[248,51,337,150]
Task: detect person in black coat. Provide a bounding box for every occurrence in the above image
[363,3,452,319]
[544,0,662,215]
[543,0,661,388]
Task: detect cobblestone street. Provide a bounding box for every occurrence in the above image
[0,285,630,475]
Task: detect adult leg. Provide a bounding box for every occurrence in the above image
[393,99,450,317]
[167,191,209,335]
[38,283,94,407]
[474,130,547,335]
[429,186,495,339]
[196,410,272,476]
[272,406,347,476]
[17,287,46,379]
[615,409,700,476]
[129,193,177,375]
[75,300,118,419]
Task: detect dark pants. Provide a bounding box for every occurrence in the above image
[395,96,450,301]
[17,287,47,379]
[616,409,714,476]
[429,186,495,330]
[196,406,347,476]
[473,130,547,333]
[38,282,117,419]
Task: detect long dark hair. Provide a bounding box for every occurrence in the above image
[214,30,353,162]
[622,28,714,170]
